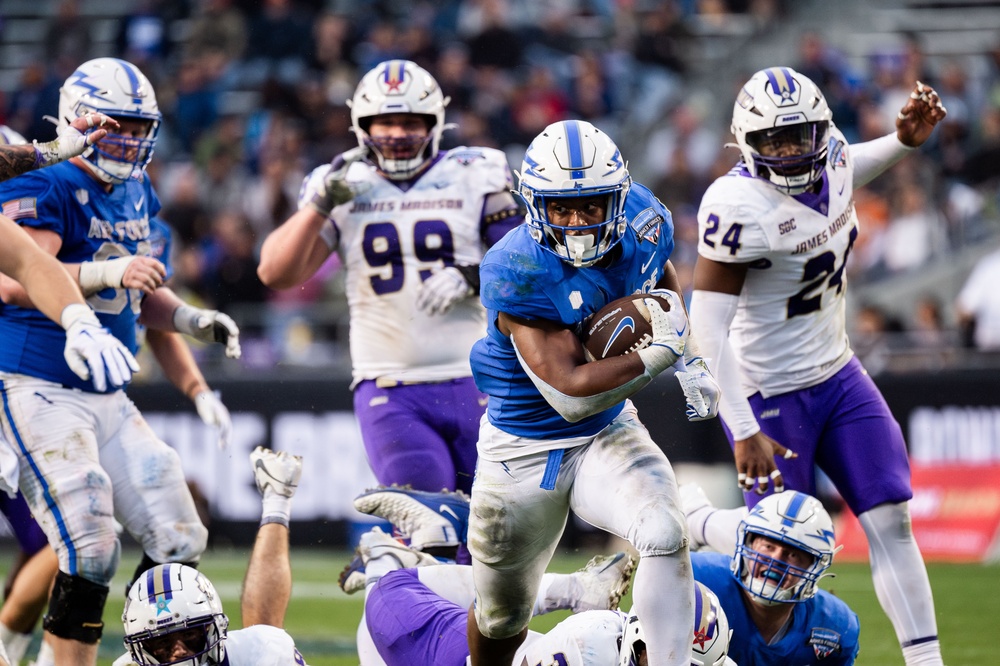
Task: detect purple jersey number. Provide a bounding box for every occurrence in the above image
[362,219,455,295]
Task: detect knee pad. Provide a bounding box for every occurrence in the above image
[43,572,109,644]
[629,497,688,557]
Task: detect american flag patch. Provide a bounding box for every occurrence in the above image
[1,198,37,220]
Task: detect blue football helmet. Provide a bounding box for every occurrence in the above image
[517,120,631,267]
[731,491,838,606]
[58,57,161,184]
[731,67,832,194]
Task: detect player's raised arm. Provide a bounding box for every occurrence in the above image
[258,147,368,289]
[0,114,120,181]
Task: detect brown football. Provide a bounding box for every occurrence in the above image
[580,294,671,361]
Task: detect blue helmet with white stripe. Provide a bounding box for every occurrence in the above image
[518,120,631,267]
[58,57,161,184]
[731,491,838,606]
[123,563,228,666]
[731,67,832,194]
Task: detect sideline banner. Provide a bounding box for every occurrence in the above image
[835,464,1000,563]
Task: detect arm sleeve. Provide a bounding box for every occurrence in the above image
[512,335,650,423]
[689,289,760,440]
[481,189,523,247]
[851,132,914,189]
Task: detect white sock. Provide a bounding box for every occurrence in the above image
[0,622,32,665]
[859,503,942,666]
[363,552,406,590]
[901,639,944,666]
[32,638,55,666]
[632,552,694,665]
[260,493,292,527]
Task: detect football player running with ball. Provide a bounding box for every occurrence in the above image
[258,60,523,499]
[689,67,947,665]
[465,119,720,666]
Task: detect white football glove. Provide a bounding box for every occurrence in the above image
[61,304,140,392]
[674,349,721,421]
[33,112,110,167]
[416,267,474,316]
[194,390,232,450]
[173,305,241,359]
[308,146,369,217]
[635,289,688,377]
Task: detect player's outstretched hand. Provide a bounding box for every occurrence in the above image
[896,81,947,148]
[194,390,232,449]
[734,431,797,495]
[417,267,474,316]
[173,305,242,359]
[675,355,720,421]
[308,146,369,217]
[61,304,140,392]
[33,113,120,167]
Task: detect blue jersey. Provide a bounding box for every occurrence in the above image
[693,552,860,665]
[0,162,160,392]
[470,184,675,439]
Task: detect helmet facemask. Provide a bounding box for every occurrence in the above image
[125,616,223,666]
[745,120,829,194]
[521,188,629,268]
[357,113,436,180]
[86,116,159,184]
[736,534,823,606]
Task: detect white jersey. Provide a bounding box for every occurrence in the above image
[514,610,627,666]
[113,625,306,666]
[299,148,512,385]
[697,127,858,398]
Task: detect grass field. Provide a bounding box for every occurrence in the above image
[9,547,996,665]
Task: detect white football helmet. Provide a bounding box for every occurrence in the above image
[122,563,229,666]
[518,120,631,267]
[58,57,160,184]
[731,66,832,194]
[618,581,733,666]
[347,59,450,180]
[731,491,838,606]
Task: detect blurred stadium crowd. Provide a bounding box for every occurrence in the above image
[1,0,999,374]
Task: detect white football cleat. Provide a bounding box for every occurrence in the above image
[570,552,636,613]
[679,482,714,518]
[250,446,302,498]
[359,527,440,570]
